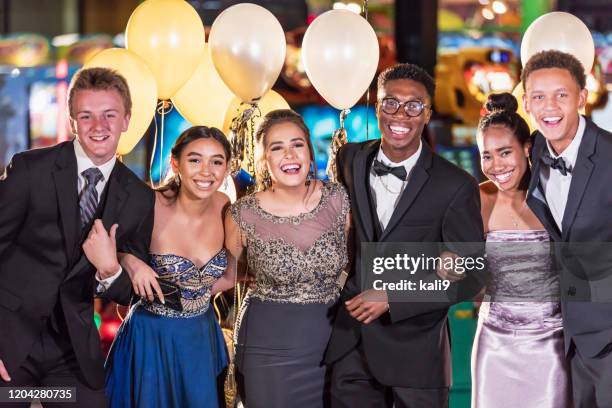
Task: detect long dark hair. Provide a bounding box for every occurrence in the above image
[478,92,533,190]
[157,126,231,198]
[254,109,316,192]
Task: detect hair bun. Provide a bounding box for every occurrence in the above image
[485,92,518,114]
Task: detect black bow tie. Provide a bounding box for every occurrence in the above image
[541,151,572,176]
[372,159,407,180]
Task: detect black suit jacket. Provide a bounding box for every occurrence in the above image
[325,140,485,388]
[527,119,612,357]
[0,141,154,388]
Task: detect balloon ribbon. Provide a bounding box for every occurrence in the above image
[149,100,174,187]
[228,102,260,179]
[326,108,350,182]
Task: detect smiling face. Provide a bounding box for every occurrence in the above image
[70,89,130,165]
[478,124,530,192]
[377,78,432,162]
[263,121,312,189]
[523,67,587,154]
[171,138,229,199]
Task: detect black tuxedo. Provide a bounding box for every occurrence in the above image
[326,140,485,406]
[0,141,154,393]
[527,119,612,406]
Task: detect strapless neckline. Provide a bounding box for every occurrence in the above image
[149,248,227,271]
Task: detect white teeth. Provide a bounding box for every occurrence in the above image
[91,136,107,141]
[494,170,513,183]
[543,117,561,123]
[194,181,213,188]
[389,125,410,134]
[281,164,300,171]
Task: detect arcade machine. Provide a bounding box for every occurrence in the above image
[432,46,519,178]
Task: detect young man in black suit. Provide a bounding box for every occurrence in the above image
[523,50,612,407]
[325,63,486,408]
[0,67,154,407]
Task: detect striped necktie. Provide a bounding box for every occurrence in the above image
[79,167,103,230]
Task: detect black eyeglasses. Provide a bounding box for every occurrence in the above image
[379,98,431,117]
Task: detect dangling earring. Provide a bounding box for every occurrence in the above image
[223,176,229,190]
[174,174,181,187]
[305,163,315,187]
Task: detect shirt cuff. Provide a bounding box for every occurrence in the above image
[96,266,122,292]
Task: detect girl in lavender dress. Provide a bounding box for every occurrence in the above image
[471,93,571,407]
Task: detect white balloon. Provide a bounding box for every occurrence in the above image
[302,10,379,110]
[209,3,286,103]
[521,12,594,73]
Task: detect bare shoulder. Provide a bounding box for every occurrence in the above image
[479,180,497,200]
[213,191,231,213]
[478,180,497,213]
[154,190,174,208]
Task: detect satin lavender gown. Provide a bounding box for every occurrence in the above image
[471,230,572,408]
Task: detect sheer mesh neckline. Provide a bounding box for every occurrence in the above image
[248,182,331,224]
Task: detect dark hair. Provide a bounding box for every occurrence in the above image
[254,109,315,191]
[157,126,231,197]
[68,67,132,117]
[377,63,436,101]
[478,92,533,189]
[521,50,586,90]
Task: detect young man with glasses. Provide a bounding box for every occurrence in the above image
[325,63,486,408]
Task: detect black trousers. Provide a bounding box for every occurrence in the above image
[330,345,448,408]
[0,327,107,408]
[570,342,612,408]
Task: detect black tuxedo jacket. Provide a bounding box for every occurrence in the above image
[527,119,612,358]
[325,140,485,388]
[0,141,154,388]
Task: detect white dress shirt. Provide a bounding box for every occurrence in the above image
[369,142,422,229]
[539,115,586,230]
[73,139,122,290]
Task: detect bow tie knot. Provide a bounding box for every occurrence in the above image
[541,151,572,176]
[372,159,407,180]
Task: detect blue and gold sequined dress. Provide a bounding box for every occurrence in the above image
[229,182,350,408]
[105,251,228,408]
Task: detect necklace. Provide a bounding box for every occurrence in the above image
[509,200,527,228]
[377,175,406,195]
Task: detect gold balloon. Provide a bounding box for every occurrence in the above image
[126,0,205,100]
[85,48,158,155]
[209,3,286,103]
[301,10,379,110]
[222,90,290,137]
[172,44,235,130]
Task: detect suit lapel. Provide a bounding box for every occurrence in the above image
[353,141,379,242]
[101,163,129,230]
[379,143,432,241]
[561,121,596,240]
[53,143,79,263]
[527,133,561,241]
[66,161,129,281]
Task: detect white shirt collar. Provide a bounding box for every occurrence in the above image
[73,138,116,182]
[546,115,585,169]
[377,140,423,172]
